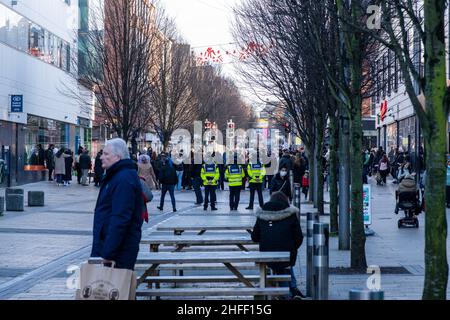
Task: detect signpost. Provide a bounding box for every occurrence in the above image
[363,184,374,236]
[10,95,23,113]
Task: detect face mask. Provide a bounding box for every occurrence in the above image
[280,171,287,177]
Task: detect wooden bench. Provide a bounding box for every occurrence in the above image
[141,234,256,252]
[136,287,289,299]
[90,251,290,300]
[143,274,291,284]
[155,215,256,235]
[141,251,288,300]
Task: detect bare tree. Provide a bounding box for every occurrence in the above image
[71,0,168,143]
[358,0,449,300]
[146,16,199,151]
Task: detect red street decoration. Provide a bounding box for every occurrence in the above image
[194,41,274,66]
[380,100,387,122]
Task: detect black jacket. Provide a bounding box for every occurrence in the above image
[79,153,92,170]
[269,173,292,201]
[251,201,303,268]
[191,164,203,178]
[94,155,103,175]
[46,149,55,169]
[279,155,293,172]
[159,162,178,185]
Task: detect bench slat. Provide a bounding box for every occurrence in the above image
[143,275,291,283]
[148,263,258,271]
[136,287,289,297]
[135,251,290,264]
[141,235,254,246]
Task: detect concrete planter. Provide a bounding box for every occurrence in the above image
[6,194,24,212]
[28,191,45,207]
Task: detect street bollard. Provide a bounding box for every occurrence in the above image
[306,212,320,298]
[349,289,384,300]
[293,183,301,218]
[313,222,329,300]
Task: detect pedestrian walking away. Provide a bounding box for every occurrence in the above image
[157,153,178,212]
[79,149,92,186]
[91,138,144,270]
[137,154,158,190]
[302,171,310,200]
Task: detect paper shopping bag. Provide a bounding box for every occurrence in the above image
[76,262,136,300]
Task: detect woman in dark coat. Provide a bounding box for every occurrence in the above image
[251,192,304,299]
[64,149,73,186]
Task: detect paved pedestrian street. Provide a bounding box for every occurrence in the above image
[0,176,448,300]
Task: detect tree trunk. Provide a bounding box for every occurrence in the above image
[329,113,339,234]
[422,0,448,300]
[349,103,367,269]
[309,151,315,204]
[338,107,351,250]
[315,116,325,214]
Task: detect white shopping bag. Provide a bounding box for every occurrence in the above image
[76,262,136,300]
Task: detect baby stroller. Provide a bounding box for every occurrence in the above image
[395,190,421,228]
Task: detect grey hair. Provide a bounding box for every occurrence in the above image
[105,138,130,160]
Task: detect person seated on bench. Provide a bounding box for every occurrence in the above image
[251,191,304,300]
[395,174,420,214]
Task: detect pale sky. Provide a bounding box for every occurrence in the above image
[160,0,266,107]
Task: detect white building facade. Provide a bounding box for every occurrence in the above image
[374,2,450,173]
[0,0,94,186]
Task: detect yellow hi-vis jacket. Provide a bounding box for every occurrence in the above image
[247,163,266,184]
[201,164,220,186]
[225,164,245,187]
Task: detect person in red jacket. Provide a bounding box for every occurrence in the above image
[302,171,309,200]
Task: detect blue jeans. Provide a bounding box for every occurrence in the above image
[271,266,298,297]
[192,177,203,204]
[160,184,176,210]
[176,171,183,190]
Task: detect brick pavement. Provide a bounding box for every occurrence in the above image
[0,177,449,300]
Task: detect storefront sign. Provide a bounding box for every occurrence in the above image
[10,95,23,112]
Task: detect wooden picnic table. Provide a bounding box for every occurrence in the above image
[129,250,289,299]
[141,234,255,252]
[155,215,256,235]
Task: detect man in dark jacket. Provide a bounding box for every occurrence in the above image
[251,192,304,299]
[157,154,178,212]
[91,138,143,270]
[79,150,92,186]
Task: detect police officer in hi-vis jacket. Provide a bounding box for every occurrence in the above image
[225,154,246,211]
[246,160,266,210]
[201,154,220,211]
